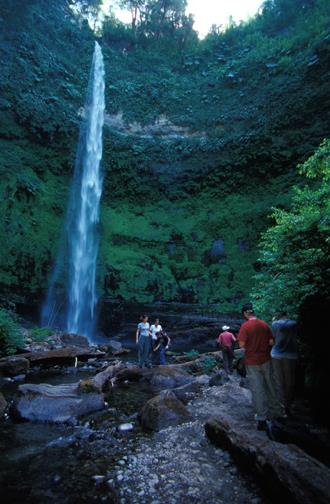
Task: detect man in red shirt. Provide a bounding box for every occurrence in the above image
[217,325,236,374]
[238,303,284,430]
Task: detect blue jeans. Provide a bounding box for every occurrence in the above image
[159,346,166,365]
[138,336,151,366]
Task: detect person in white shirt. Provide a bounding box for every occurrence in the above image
[136,315,151,367]
[150,318,162,362]
[150,318,162,341]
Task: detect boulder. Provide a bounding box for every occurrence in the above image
[171,382,201,404]
[0,356,30,377]
[150,366,194,389]
[60,333,89,347]
[140,390,191,431]
[209,370,230,387]
[14,347,105,367]
[107,339,123,352]
[205,414,330,504]
[0,391,7,417]
[13,382,105,423]
[115,364,194,390]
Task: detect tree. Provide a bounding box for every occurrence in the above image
[252,138,330,320]
[119,0,145,31]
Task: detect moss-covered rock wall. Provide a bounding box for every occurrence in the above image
[0,0,329,311]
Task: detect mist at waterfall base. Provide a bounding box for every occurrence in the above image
[41,42,105,342]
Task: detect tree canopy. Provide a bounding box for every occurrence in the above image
[252,139,330,320]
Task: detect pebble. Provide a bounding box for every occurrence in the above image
[91,475,105,484]
[118,423,134,432]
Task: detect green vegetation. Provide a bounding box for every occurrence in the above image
[252,139,330,319]
[0,308,23,356]
[30,326,53,342]
[0,0,329,313]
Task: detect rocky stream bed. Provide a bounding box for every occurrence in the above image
[1,331,330,504]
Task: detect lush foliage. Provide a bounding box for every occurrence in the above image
[0,308,23,356]
[0,0,329,312]
[252,139,330,319]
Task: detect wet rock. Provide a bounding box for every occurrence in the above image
[12,374,26,382]
[205,414,330,504]
[14,347,105,367]
[0,391,7,417]
[209,370,230,387]
[79,362,124,392]
[107,339,123,352]
[118,423,134,432]
[91,475,105,484]
[113,348,131,356]
[150,366,194,389]
[194,374,210,385]
[140,390,191,431]
[60,333,89,347]
[171,382,201,403]
[0,356,30,377]
[13,382,105,423]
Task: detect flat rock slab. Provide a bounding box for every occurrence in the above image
[205,413,330,504]
[14,348,105,367]
[14,382,104,423]
[0,356,30,377]
[116,365,194,390]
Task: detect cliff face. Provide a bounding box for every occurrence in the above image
[0,0,329,310]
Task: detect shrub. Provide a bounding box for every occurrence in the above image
[0,308,23,357]
[30,326,53,342]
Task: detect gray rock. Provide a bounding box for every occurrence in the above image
[118,422,134,432]
[60,333,89,347]
[205,414,330,504]
[170,382,201,403]
[0,356,29,377]
[140,390,191,431]
[150,367,194,389]
[0,391,7,417]
[209,370,230,387]
[13,382,105,423]
[107,339,123,352]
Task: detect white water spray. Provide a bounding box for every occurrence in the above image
[67,41,105,337]
[42,42,105,340]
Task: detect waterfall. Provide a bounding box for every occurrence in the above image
[42,42,105,341]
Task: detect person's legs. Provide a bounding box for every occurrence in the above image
[138,337,144,366]
[222,349,230,373]
[159,346,166,365]
[228,349,234,373]
[272,358,285,405]
[247,364,268,421]
[262,360,285,419]
[139,336,151,366]
[282,358,297,412]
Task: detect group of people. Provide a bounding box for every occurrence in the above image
[218,302,298,431]
[136,315,171,367]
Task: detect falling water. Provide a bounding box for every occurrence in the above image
[42,42,105,340]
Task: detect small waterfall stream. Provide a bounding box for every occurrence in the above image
[42,42,105,340]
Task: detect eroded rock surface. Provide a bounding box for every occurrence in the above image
[0,356,30,377]
[140,390,191,431]
[13,382,105,423]
[0,391,7,417]
[204,384,330,504]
